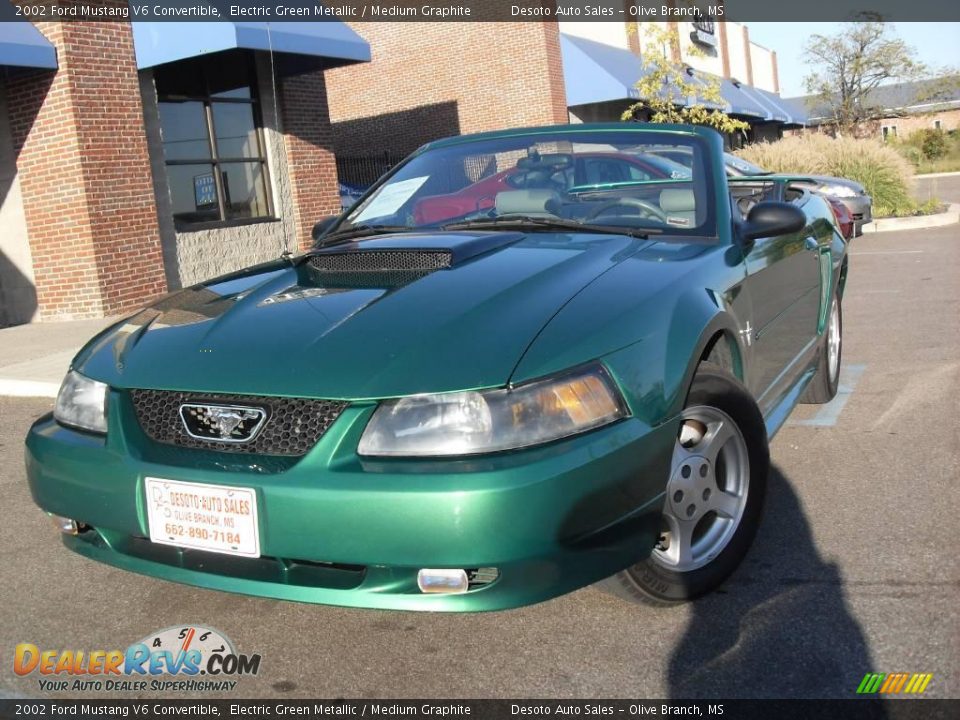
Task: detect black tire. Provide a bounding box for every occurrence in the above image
[800,291,842,404]
[603,363,769,605]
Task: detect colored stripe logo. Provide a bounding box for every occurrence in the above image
[857,673,933,694]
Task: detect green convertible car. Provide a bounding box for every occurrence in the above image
[26,124,848,611]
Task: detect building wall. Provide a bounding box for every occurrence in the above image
[748,42,776,93]
[555,19,775,91]
[559,20,631,49]
[0,77,38,326]
[326,22,568,157]
[5,16,167,321]
[278,66,342,253]
[872,109,960,138]
[724,23,751,83]
[797,108,960,140]
[140,53,301,289]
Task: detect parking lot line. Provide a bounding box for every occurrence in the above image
[788,363,867,427]
[850,250,924,255]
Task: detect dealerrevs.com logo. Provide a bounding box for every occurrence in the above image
[14,625,261,693]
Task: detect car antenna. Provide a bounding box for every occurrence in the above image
[266,22,295,262]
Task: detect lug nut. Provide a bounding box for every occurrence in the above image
[673,490,684,502]
[686,504,696,517]
[681,465,691,478]
[703,489,711,501]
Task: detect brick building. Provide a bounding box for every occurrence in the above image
[0,2,369,326]
[326,16,803,188]
[786,76,960,140]
[1,6,801,327]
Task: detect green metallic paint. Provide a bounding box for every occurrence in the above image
[25,124,848,611]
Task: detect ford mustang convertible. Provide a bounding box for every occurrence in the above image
[25,124,848,611]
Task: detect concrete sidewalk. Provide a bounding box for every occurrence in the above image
[0,317,118,397]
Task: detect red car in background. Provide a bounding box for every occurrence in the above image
[413,151,692,225]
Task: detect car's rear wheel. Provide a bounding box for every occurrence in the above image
[605,363,769,605]
[800,292,842,404]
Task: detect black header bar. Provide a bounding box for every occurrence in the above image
[2,1,959,23]
[0,699,958,720]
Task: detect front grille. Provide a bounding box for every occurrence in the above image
[130,390,347,457]
[309,250,452,273]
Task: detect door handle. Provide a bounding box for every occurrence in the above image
[804,237,819,251]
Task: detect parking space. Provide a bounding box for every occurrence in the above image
[0,223,957,700]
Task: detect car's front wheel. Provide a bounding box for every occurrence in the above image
[606,363,769,605]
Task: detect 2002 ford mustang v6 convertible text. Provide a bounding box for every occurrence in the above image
[26,124,848,611]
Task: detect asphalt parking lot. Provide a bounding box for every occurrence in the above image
[0,222,957,700]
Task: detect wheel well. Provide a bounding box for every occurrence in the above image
[700,330,743,381]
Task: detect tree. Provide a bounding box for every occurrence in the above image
[621,24,749,135]
[803,21,928,131]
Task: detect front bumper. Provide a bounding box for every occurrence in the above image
[25,395,675,612]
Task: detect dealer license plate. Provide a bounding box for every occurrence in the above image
[145,477,260,558]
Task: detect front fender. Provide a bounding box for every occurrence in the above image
[600,294,744,425]
[510,242,748,427]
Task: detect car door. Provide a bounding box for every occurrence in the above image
[741,193,823,404]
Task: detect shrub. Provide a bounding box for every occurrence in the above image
[907,128,949,160]
[735,134,916,217]
[891,140,923,168]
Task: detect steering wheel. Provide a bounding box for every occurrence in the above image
[585,197,669,223]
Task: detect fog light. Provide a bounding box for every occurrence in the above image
[49,514,79,535]
[417,568,469,594]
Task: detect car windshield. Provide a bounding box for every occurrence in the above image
[332,130,716,239]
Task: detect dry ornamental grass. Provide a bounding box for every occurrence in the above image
[735,135,919,217]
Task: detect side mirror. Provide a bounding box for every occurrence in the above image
[741,202,806,242]
[311,216,338,242]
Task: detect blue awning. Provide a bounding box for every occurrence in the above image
[0,16,57,70]
[774,93,809,126]
[132,20,370,71]
[718,78,770,119]
[560,34,643,107]
[738,85,793,124]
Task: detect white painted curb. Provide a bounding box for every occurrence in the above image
[0,379,59,398]
[861,203,960,234]
[913,171,960,179]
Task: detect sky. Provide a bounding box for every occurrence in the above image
[746,23,960,98]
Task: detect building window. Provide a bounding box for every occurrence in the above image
[933,119,942,130]
[881,125,898,141]
[155,56,273,229]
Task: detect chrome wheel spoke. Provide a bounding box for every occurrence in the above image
[710,489,741,519]
[701,419,734,465]
[663,513,697,568]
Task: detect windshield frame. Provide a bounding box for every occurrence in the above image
[323,127,722,244]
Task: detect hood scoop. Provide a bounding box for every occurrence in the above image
[304,231,524,289]
[309,249,452,273]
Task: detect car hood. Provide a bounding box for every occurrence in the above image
[75,231,648,400]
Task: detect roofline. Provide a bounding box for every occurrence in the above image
[805,99,960,123]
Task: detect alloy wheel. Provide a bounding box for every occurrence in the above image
[651,406,751,572]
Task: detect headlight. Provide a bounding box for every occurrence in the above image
[819,184,857,198]
[358,365,627,457]
[54,370,108,434]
